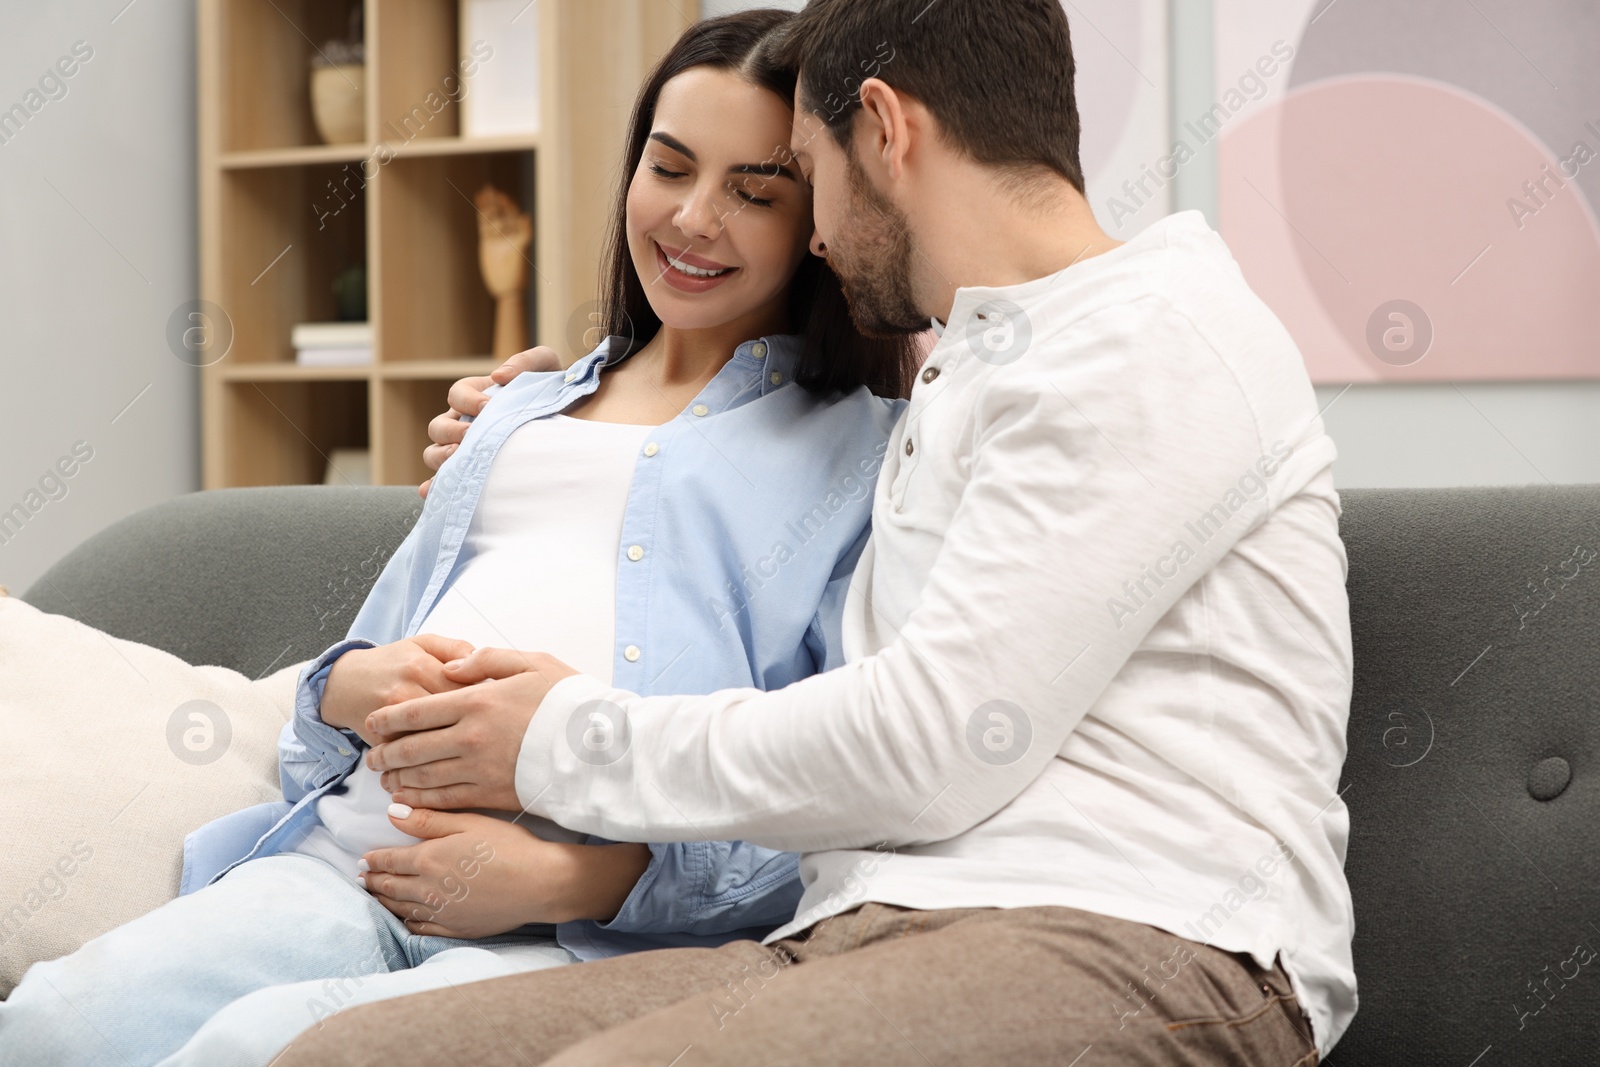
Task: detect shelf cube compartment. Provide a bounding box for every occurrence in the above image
[218,0,367,153]
[217,163,370,365]
[375,150,533,363]
[221,379,370,486]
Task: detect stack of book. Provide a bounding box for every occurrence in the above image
[292,322,372,366]
[323,448,372,486]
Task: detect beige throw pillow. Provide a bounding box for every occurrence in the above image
[0,597,307,997]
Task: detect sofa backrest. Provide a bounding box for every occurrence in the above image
[1332,484,1598,1065]
[23,484,1600,1063]
[24,487,420,680]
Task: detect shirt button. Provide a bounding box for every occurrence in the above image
[627,544,644,561]
[563,372,577,383]
[770,371,782,385]
[922,366,940,384]
[692,403,709,417]
[905,437,914,456]
[337,747,352,756]
[624,645,641,662]
[752,342,768,358]
[643,442,659,457]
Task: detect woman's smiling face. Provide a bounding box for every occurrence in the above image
[626,66,815,333]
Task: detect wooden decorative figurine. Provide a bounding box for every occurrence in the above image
[474,185,532,361]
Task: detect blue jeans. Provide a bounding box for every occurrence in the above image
[0,852,576,1067]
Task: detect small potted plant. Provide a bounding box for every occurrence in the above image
[310,9,364,145]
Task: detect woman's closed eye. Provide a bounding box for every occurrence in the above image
[732,183,774,207]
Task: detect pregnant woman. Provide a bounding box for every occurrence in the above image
[0,10,917,1065]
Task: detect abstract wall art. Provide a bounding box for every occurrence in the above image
[1215,0,1600,382]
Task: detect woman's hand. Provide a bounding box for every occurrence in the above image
[420,347,561,499]
[361,806,653,938]
[368,648,578,812]
[320,635,476,748]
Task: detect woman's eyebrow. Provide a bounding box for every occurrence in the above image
[730,161,799,182]
[648,132,799,182]
[649,131,697,159]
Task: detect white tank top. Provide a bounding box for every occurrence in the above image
[291,415,655,878]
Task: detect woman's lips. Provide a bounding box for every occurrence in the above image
[658,242,732,271]
[655,241,739,293]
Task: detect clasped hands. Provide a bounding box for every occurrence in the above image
[319,636,647,938]
[325,634,573,809]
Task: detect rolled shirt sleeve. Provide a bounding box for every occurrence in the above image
[279,638,376,802]
[574,840,802,941]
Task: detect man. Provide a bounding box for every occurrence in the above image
[278,0,1353,1062]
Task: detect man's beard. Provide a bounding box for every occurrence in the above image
[827,151,929,339]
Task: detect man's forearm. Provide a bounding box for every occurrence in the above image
[518,658,1008,853]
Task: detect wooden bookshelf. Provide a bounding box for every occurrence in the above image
[198,0,697,488]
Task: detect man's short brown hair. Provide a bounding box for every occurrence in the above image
[769,0,1085,194]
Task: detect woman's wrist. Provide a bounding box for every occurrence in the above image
[317,653,363,733]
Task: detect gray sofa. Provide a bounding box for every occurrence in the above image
[23,485,1600,1065]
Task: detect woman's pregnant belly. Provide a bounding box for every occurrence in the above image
[292,415,650,877]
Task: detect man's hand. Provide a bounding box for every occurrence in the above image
[365,649,579,811]
[320,635,476,748]
[361,806,652,936]
[420,347,560,499]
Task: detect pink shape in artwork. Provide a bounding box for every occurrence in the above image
[1221,74,1600,382]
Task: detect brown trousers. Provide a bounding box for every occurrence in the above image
[273,903,1320,1067]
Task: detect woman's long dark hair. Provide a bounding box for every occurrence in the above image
[597,10,920,399]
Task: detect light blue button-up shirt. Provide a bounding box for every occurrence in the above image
[180,333,906,959]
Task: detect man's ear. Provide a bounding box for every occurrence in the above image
[856,77,914,180]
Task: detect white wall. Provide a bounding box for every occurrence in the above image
[701,0,805,15]
[0,0,198,595]
[1308,381,1600,488]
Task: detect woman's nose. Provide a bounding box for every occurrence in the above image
[674,184,724,242]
